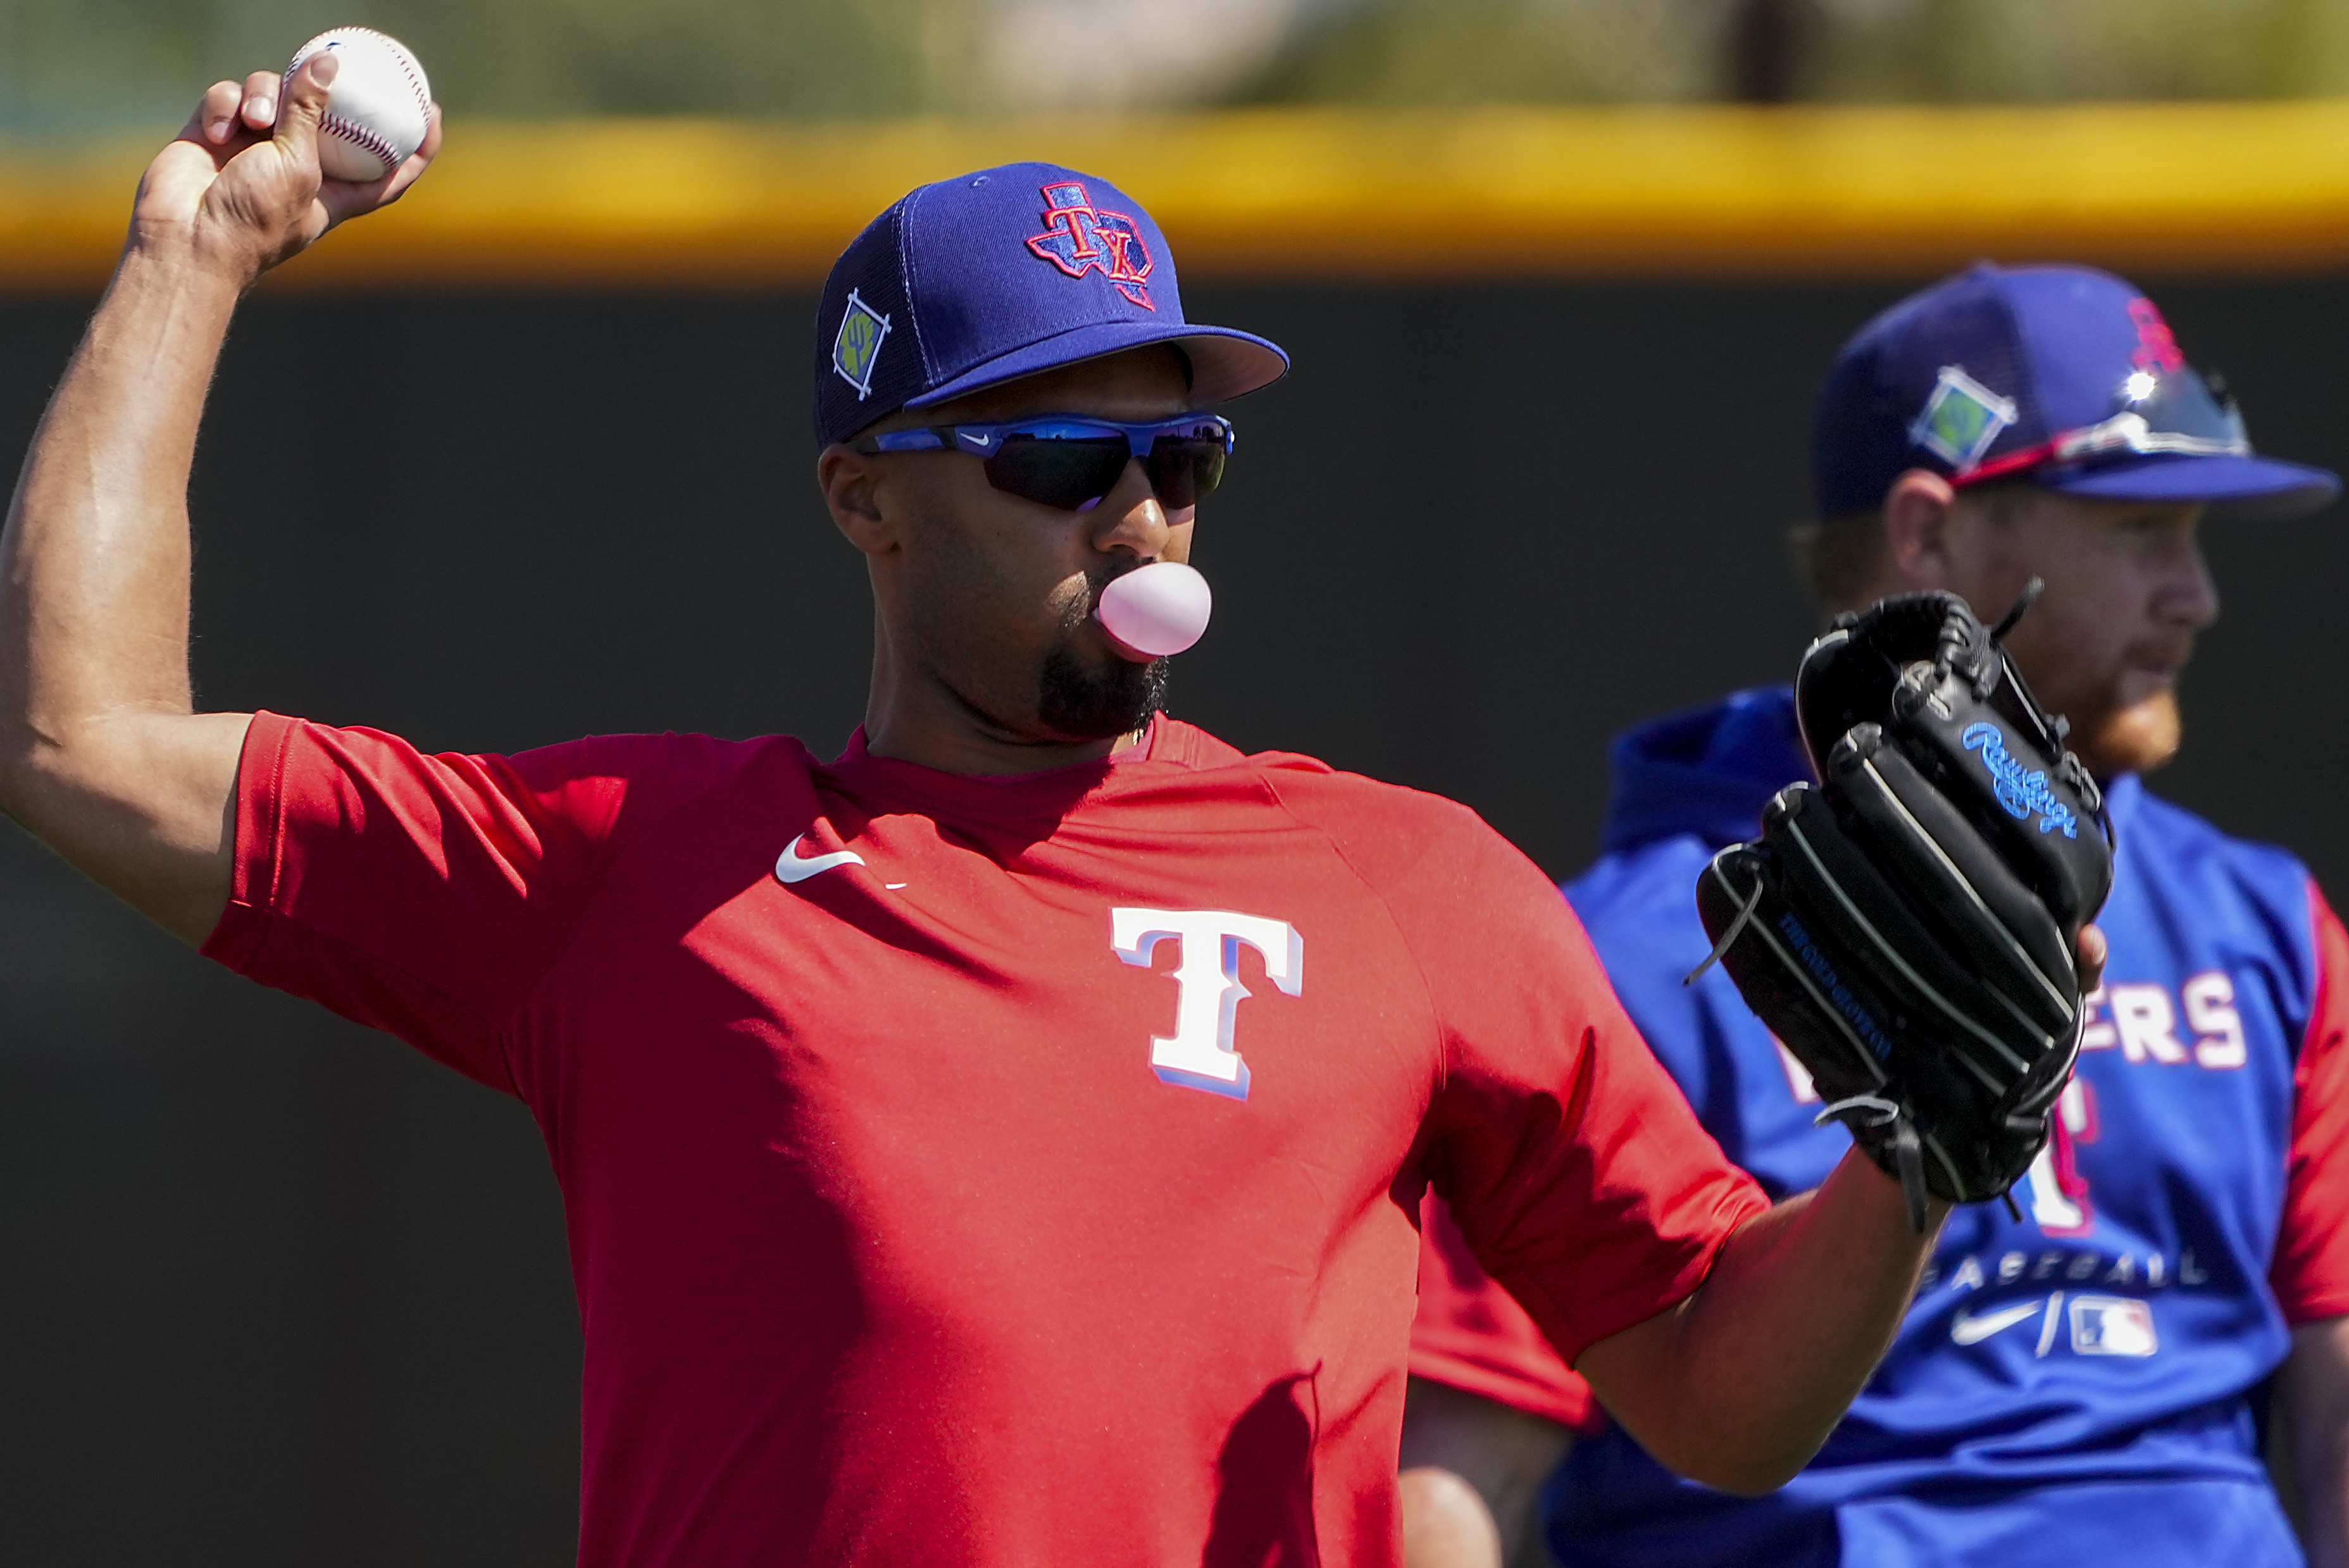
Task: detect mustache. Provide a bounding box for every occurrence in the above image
[2121,632,2198,673]
[1063,559,1150,628]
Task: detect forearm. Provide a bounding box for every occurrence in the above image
[3,244,238,745]
[2284,1317,2349,1568]
[1580,1148,1938,1493]
[2301,1426,2349,1568]
[0,61,427,943]
[1399,1378,1573,1568]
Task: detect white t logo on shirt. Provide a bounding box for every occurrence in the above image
[1111,909,1303,1100]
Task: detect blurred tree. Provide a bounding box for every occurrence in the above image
[1802,0,2349,101]
[0,0,954,130]
[377,0,952,118]
[1729,0,1819,101]
[8,0,2349,130]
[1240,0,2349,104]
[1238,0,1733,104]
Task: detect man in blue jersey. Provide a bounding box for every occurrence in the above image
[1400,264,2349,1568]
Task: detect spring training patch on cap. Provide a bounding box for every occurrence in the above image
[832,290,892,401]
[1910,364,2020,471]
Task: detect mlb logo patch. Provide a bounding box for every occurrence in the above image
[832,289,892,401]
[2069,1295,2157,1357]
[1910,364,2019,471]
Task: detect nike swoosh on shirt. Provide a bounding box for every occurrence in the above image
[1950,1299,2045,1345]
[775,833,866,885]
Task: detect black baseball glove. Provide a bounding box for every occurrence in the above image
[1692,586,2113,1230]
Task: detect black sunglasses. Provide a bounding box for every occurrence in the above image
[851,413,1235,513]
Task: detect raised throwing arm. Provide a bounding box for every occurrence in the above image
[0,58,436,942]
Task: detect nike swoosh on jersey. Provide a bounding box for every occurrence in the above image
[1950,1298,2045,1345]
[775,833,867,885]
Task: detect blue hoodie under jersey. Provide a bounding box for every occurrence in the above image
[1548,687,2328,1568]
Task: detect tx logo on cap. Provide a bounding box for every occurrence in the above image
[1026,182,1155,311]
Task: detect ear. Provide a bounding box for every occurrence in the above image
[818,444,897,557]
[1881,468,1959,590]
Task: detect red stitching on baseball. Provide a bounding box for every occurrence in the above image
[289,28,431,178]
[321,113,401,178]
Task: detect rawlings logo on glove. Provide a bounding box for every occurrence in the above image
[1963,722,2081,837]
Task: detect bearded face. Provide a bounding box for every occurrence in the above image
[2062,682,2184,778]
[837,345,1197,765]
[1037,582,1169,742]
[1939,487,2215,783]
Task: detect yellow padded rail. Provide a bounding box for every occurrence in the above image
[6,101,2349,292]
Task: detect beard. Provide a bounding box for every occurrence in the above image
[2066,685,2184,778]
[1037,637,1168,742]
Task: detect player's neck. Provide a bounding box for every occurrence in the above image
[860,671,1145,778]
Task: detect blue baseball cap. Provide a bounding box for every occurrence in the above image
[812,163,1288,445]
[1813,263,2338,521]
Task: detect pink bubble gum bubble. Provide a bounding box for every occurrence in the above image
[1093,561,1212,661]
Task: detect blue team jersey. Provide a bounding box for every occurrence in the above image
[1548,687,2341,1568]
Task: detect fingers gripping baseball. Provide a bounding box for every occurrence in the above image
[262,49,439,230]
[242,71,281,132]
[137,56,328,278]
[133,49,435,284]
[270,54,332,175]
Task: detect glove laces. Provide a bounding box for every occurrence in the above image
[1683,874,1764,987]
[1816,1094,1931,1234]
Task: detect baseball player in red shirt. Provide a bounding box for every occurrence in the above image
[0,61,2097,1565]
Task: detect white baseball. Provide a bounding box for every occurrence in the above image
[285,27,432,182]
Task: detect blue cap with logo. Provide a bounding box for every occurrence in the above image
[812,163,1289,445]
[1812,263,2338,521]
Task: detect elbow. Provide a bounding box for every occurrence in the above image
[0,718,121,833]
[0,721,66,813]
[1643,1431,1820,1497]
[0,733,42,815]
[1682,1454,1809,1498]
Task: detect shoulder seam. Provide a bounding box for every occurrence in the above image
[2297,876,2333,1069]
[258,713,299,912]
[1252,767,1452,1093]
